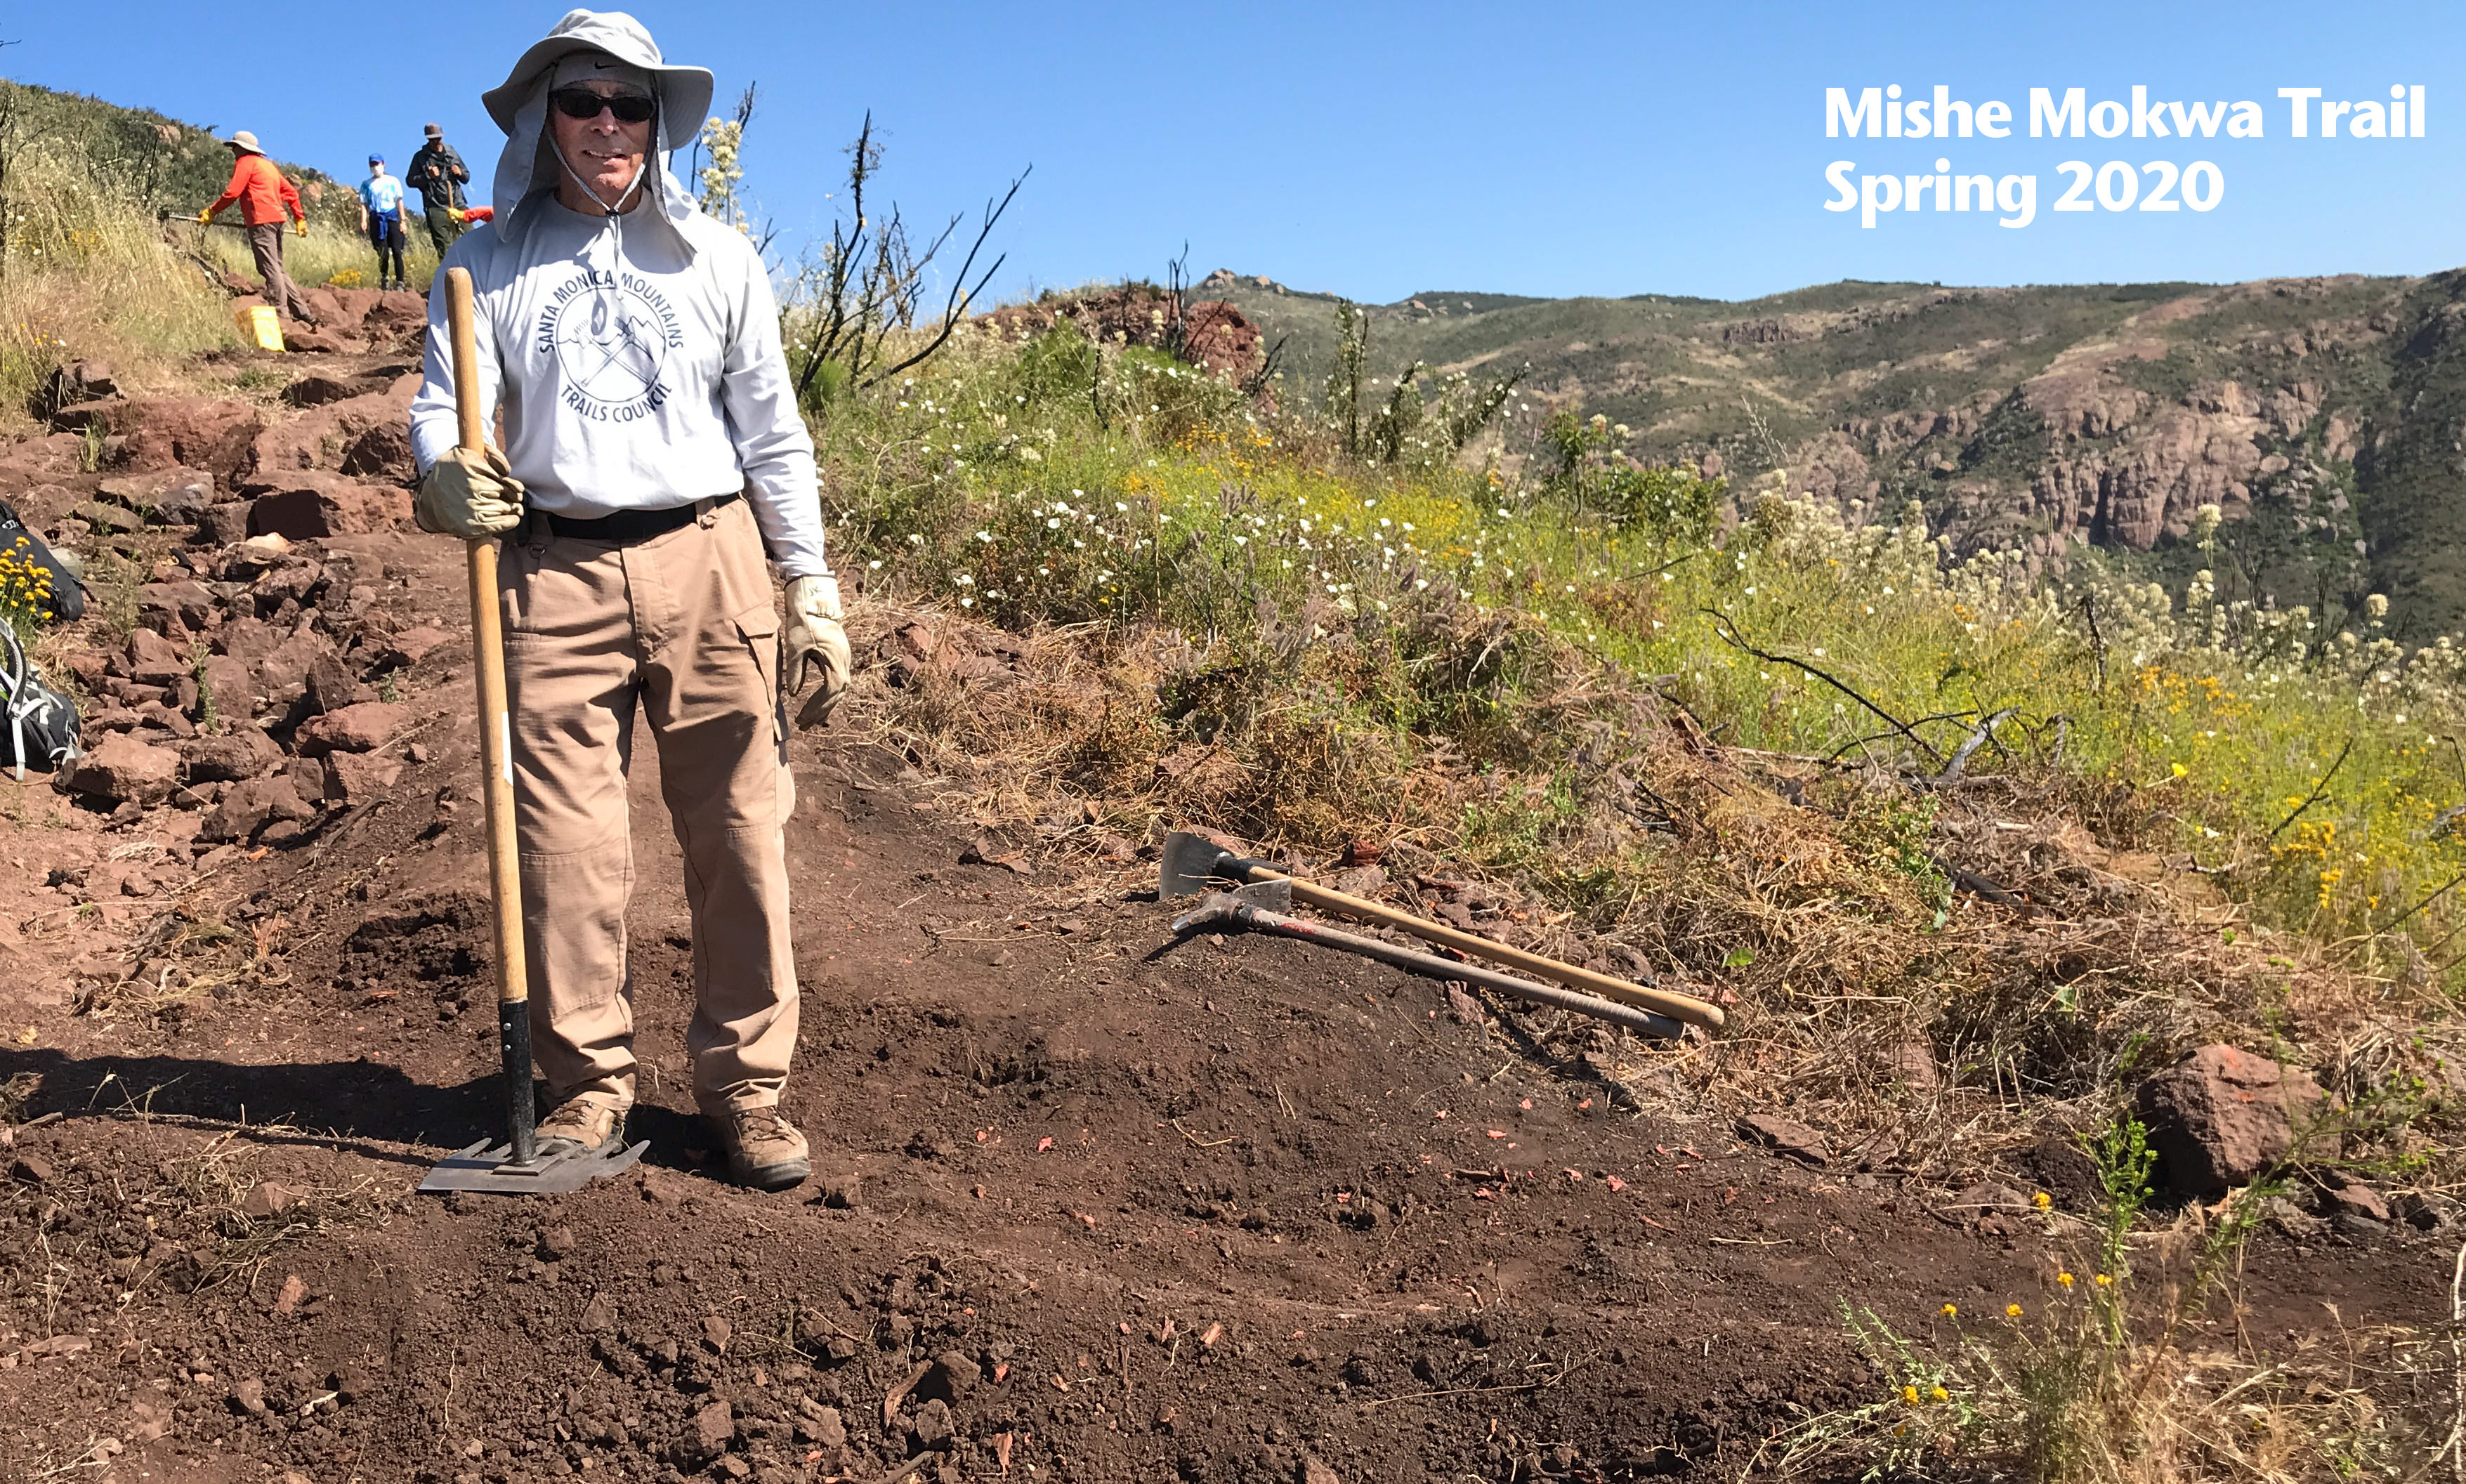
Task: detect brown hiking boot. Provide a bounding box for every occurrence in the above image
[537,1097,624,1157]
[714,1107,809,1191]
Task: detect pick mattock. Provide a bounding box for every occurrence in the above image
[419,265,647,1195]
[1157,831,1725,1032]
[1173,880,1687,1039]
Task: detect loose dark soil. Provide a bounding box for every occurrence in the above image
[0,348,2450,1484]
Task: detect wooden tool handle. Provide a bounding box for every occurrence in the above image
[1273,874,1726,1031]
[445,266,527,1013]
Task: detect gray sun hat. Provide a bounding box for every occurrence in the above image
[480,9,711,137]
[478,9,715,251]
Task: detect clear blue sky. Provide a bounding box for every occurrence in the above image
[8,1,2462,303]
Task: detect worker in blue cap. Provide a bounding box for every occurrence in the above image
[358,155,409,291]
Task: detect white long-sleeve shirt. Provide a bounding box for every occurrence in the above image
[409,193,831,579]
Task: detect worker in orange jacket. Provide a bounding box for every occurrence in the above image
[200,131,317,327]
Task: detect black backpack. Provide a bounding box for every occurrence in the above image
[0,626,81,779]
[0,499,85,622]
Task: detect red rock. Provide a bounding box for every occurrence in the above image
[138,702,197,739]
[65,735,181,805]
[284,327,362,355]
[245,389,403,480]
[200,654,256,718]
[138,580,218,634]
[296,286,346,327]
[2317,1171,2390,1221]
[47,396,124,433]
[1736,1112,1830,1167]
[98,468,216,525]
[380,625,451,669]
[2136,1044,2328,1196]
[125,1397,170,1444]
[249,474,409,539]
[323,288,378,331]
[321,751,402,805]
[294,701,405,756]
[199,775,314,844]
[367,290,428,336]
[693,1399,734,1456]
[339,421,415,482]
[238,1181,298,1219]
[280,374,379,409]
[52,359,117,401]
[190,504,253,545]
[304,650,369,716]
[180,728,282,784]
[984,284,1264,381]
[126,626,191,685]
[118,397,265,480]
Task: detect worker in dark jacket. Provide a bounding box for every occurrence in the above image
[404,122,471,254]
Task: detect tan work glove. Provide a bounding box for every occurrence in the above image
[414,446,525,539]
[782,573,852,728]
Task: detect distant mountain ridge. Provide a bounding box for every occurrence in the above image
[1199,267,2466,637]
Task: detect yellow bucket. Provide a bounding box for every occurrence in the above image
[235,303,285,353]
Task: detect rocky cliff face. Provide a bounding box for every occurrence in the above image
[1753,277,2422,620]
[1172,269,2466,631]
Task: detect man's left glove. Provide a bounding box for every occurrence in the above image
[782,573,852,728]
[197,207,214,225]
[294,219,308,238]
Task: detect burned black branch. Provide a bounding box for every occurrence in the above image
[1705,610,1945,769]
[866,168,1028,388]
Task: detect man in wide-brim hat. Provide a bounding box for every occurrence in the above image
[407,8,851,1191]
[199,130,315,324]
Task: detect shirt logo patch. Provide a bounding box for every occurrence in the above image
[536,270,686,423]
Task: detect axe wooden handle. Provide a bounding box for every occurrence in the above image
[1233,865,1726,1031]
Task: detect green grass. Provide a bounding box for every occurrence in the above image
[811,317,2466,1002]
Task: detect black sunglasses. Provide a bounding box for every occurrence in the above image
[550,89,655,124]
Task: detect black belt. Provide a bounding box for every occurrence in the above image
[542,492,739,544]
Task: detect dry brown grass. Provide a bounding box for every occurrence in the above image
[839,596,2466,1186]
[0,150,233,426]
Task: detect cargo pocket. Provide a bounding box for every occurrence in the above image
[733,601,785,748]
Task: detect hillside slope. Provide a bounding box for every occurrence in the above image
[1206,268,2466,637]
[0,79,346,223]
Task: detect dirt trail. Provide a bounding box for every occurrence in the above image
[0,339,2448,1484]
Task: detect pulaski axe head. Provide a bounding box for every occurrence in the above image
[1158,831,1278,899]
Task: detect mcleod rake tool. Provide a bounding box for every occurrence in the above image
[419,265,647,1195]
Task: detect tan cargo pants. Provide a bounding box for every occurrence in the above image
[498,495,798,1117]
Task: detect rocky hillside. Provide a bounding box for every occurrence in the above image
[1202,268,2466,638]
